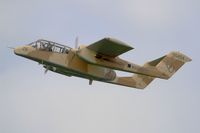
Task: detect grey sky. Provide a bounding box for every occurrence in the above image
[0,0,199,133]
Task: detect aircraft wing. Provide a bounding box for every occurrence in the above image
[86,38,133,57]
[77,37,138,75]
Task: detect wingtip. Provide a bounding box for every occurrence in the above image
[105,37,134,49]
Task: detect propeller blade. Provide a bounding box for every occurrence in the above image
[89,79,93,85]
[75,36,79,49]
[44,68,48,74]
[44,66,49,74]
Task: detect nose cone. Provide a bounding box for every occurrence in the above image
[14,46,22,55]
[14,46,30,56]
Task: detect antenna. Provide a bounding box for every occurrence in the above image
[7,47,15,50]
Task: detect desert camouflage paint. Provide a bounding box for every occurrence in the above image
[14,38,191,89]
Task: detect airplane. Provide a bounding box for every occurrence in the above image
[13,38,191,89]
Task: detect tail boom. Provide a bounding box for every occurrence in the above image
[107,51,191,89]
[108,75,154,89]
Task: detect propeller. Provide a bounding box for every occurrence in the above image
[44,68,48,74]
[89,79,93,85]
[43,65,49,74]
[75,36,79,49]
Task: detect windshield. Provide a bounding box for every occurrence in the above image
[29,39,72,54]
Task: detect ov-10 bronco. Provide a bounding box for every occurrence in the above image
[14,38,191,89]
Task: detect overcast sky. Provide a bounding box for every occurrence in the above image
[0,0,199,133]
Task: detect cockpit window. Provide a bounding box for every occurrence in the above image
[29,39,71,54]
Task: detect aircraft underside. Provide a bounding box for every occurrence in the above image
[43,62,112,82]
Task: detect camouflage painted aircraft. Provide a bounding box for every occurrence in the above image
[14,38,191,89]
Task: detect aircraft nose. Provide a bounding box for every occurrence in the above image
[14,46,28,56]
[14,47,21,55]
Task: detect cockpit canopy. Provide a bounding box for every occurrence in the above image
[29,39,72,54]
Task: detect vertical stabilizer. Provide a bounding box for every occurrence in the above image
[155,51,192,79]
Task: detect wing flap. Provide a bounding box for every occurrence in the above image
[87,38,133,57]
